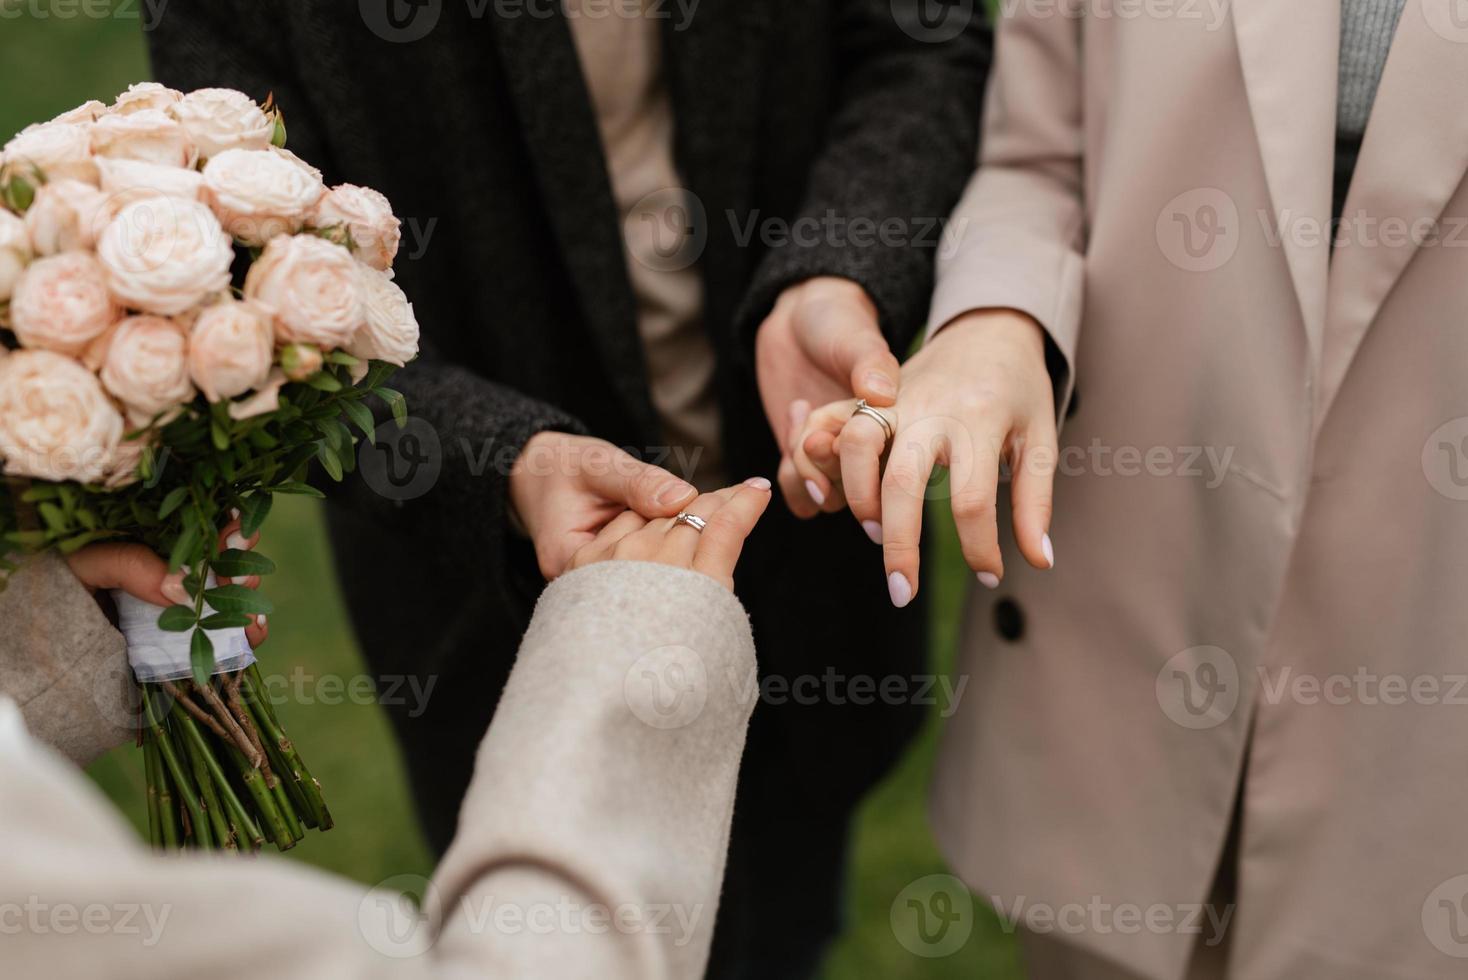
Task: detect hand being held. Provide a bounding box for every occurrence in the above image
[565,478,774,591]
[789,309,1058,607]
[754,277,900,518]
[510,431,699,581]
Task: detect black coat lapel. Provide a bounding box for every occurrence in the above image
[489,8,656,440]
[663,0,772,349]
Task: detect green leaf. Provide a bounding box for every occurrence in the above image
[270,481,324,498]
[211,420,230,451]
[238,493,273,538]
[307,371,342,392]
[157,605,199,632]
[326,351,360,367]
[200,612,255,631]
[37,502,67,535]
[203,584,274,616]
[375,387,408,427]
[168,521,201,572]
[19,484,58,503]
[212,548,277,578]
[190,629,215,687]
[57,530,107,554]
[158,486,190,520]
[3,530,49,549]
[316,441,344,481]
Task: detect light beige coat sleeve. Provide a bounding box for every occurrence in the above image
[0,559,756,980]
[927,6,1087,416]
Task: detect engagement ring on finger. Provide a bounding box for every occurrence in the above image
[672,512,708,533]
[851,399,895,444]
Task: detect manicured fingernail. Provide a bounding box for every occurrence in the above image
[162,573,190,606]
[1042,533,1055,568]
[977,571,1001,589]
[657,481,697,507]
[745,476,772,491]
[865,372,896,400]
[805,480,826,506]
[229,508,241,520]
[256,615,267,628]
[861,520,883,545]
[226,532,250,551]
[888,571,913,608]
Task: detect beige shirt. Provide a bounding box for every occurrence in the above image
[566,1,724,489]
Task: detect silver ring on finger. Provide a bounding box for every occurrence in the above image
[672,512,708,533]
[851,399,895,445]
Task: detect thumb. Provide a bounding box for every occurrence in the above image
[584,445,697,517]
[797,285,900,406]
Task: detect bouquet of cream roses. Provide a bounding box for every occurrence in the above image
[0,83,419,853]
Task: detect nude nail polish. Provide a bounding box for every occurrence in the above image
[226,532,250,551]
[977,571,1001,589]
[161,574,190,607]
[745,477,773,491]
[1042,533,1055,569]
[805,480,826,506]
[861,520,883,545]
[888,572,913,608]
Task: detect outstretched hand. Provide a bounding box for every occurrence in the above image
[787,308,1059,607]
[566,478,774,592]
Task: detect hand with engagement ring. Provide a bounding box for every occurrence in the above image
[563,478,775,592]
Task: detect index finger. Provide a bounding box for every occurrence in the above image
[692,478,774,588]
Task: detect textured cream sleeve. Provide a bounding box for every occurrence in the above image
[0,559,756,980]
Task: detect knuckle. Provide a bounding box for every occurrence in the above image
[885,461,928,499]
[950,490,996,524]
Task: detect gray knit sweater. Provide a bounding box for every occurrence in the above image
[1335,0,1406,220]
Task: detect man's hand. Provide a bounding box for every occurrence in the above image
[509,431,699,581]
[755,277,900,518]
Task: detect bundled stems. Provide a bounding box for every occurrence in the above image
[138,667,330,854]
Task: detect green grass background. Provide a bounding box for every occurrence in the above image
[1,10,1021,977]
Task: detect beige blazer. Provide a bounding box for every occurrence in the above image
[929,2,1468,978]
[0,553,755,979]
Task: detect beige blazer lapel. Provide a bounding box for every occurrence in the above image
[1319,1,1468,422]
[1231,0,1339,377]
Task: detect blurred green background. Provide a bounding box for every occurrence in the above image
[1,8,1020,978]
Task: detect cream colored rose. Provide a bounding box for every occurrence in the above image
[96,196,235,316]
[0,209,30,302]
[2,122,97,184]
[348,266,420,366]
[245,234,364,349]
[0,349,124,484]
[101,433,153,490]
[24,179,110,255]
[111,82,182,117]
[99,315,195,421]
[10,251,119,355]
[95,157,206,203]
[189,300,273,401]
[203,148,325,247]
[228,367,286,421]
[169,88,273,160]
[91,109,197,169]
[310,184,401,271]
[52,100,107,125]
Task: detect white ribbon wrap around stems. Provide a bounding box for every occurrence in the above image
[109,573,256,683]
